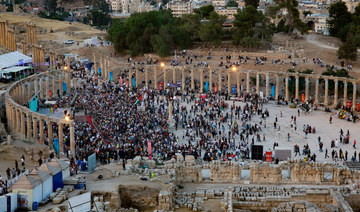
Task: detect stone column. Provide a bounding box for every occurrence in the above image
[128,69,132,90]
[191,69,195,90]
[70,123,75,156]
[265,73,269,97]
[295,75,299,100]
[256,73,260,95]
[22,41,26,54]
[200,69,204,92]
[181,68,185,91]
[21,112,25,138]
[324,78,329,106]
[16,109,21,133]
[218,70,222,92]
[227,71,231,94]
[39,78,43,98]
[333,79,338,107]
[209,68,213,92]
[59,123,64,154]
[163,68,166,89]
[59,73,63,96]
[172,67,176,83]
[39,119,44,144]
[33,116,37,143]
[48,121,53,148]
[315,78,319,105]
[275,75,279,101]
[352,82,357,111]
[93,53,97,74]
[145,68,148,87]
[154,68,158,89]
[237,71,240,96]
[305,77,309,101]
[100,56,103,76]
[285,77,289,101]
[28,82,31,102]
[135,67,139,88]
[11,107,16,131]
[27,114,32,140]
[343,81,348,107]
[46,76,49,99]
[52,75,56,98]
[246,72,250,93]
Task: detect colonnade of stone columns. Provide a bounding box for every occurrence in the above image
[0,21,16,51]
[5,70,76,156]
[26,23,36,44]
[130,66,359,111]
[32,45,45,67]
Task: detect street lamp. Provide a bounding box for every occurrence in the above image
[160,62,165,69]
[63,66,68,71]
[232,66,237,72]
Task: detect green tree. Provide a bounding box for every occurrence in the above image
[337,34,358,61]
[302,11,312,17]
[327,1,352,41]
[198,11,226,45]
[226,0,238,8]
[93,0,110,12]
[45,0,57,12]
[244,0,259,8]
[91,9,111,28]
[194,5,214,19]
[151,26,173,57]
[233,6,273,48]
[267,0,307,33]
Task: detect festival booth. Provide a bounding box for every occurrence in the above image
[56,158,70,180]
[38,162,63,192]
[29,168,53,201]
[0,193,18,212]
[12,175,42,211]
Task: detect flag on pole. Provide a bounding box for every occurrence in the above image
[134,94,143,106]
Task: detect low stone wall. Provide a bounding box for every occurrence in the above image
[174,160,360,186]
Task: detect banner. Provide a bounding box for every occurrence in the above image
[232,86,236,95]
[205,82,209,92]
[29,97,38,112]
[147,141,152,155]
[63,83,67,93]
[266,151,272,162]
[109,72,113,82]
[119,76,123,85]
[214,85,218,93]
[53,138,59,154]
[98,68,101,76]
[49,89,52,98]
[132,78,135,87]
[87,153,96,172]
[271,86,275,97]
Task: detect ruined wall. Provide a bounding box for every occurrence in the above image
[176,160,360,186]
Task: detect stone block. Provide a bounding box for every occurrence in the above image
[56,188,62,193]
[196,189,205,197]
[51,207,61,212]
[53,196,63,204]
[50,192,57,200]
[185,155,195,162]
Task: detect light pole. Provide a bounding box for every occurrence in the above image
[160,62,165,90]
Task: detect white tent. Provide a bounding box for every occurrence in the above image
[0,51,33,70]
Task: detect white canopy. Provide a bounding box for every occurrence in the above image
[2,66,32,73]
[0,51,33,70]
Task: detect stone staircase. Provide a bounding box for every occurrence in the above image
[345,161,360,170]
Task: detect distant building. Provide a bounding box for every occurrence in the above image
[215,7,238,19]
[166,1,192,17]
[111,0,122,12]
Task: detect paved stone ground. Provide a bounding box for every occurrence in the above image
[170,99,359,164]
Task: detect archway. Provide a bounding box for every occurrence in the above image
[307,21,315,31]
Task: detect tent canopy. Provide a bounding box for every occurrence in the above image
[0,51,33,70]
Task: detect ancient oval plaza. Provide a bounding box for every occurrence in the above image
[1,18,360,212]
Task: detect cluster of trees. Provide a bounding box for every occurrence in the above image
[327,2,360,61]
[39,0,111,27]
[108,0,308,57]
[107,9,226,57]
